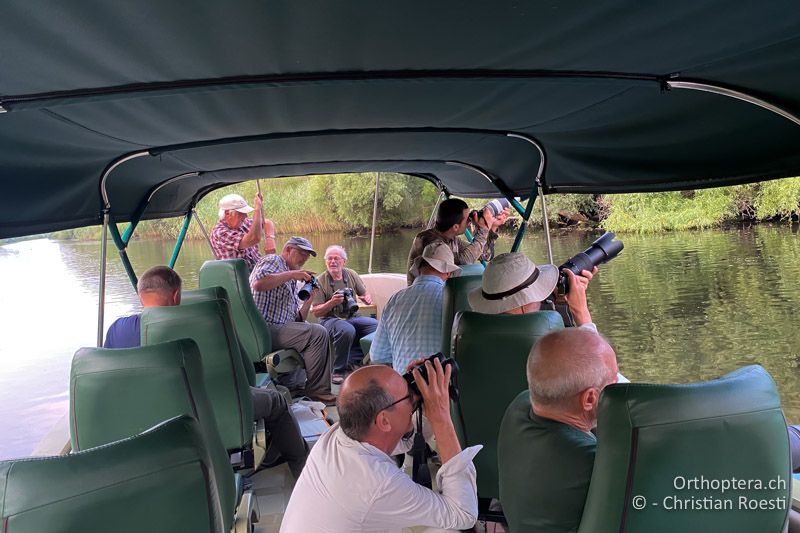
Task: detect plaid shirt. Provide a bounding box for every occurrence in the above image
[370,275,445,372]
[249,254,301,325]
[211,218,260,271]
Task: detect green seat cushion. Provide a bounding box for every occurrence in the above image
[141,299,253,452]
[359,331,376,359]
[70,339,238,530]
[199,259,272,364]
[441,273,483,357]
[0,416,225,533]
[451,310,563,499]
[579,365,791,533]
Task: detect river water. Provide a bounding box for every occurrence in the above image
[1,226,799,459]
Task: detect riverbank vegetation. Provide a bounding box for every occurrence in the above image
[44,174,800,242]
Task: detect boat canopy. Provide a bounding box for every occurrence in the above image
[2,1,800,238]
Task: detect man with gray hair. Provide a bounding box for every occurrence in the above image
[211,192,277,271]
[281,360,480,532]
[311,244,378,384]
[498,328,618,533]
[250,236,335,403]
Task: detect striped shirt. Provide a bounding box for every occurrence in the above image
[250,255,300,325]
[211,218,260,271]
[370,275,445,372]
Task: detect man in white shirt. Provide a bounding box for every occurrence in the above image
[281,359,480,533]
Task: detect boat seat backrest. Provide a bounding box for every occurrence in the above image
[360,273,407,319]
[578,365,791,533]
[451,310,563,500]
[69,340,237,531]
[441,273,483,357]
[182,285,259,387]
[0,415,225,533]
[199,259,271,364]
[141,299,253,452]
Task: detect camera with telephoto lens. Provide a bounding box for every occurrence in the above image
[402,353,460,401]
[556,232,624,295]
[470,198,511,222]
[297,276,320,301]
[333,287,359,319]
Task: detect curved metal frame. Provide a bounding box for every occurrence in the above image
[667,80,800,127]
[506,133,552,263]
[91,76,800,344]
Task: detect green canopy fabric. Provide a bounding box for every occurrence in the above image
[1,1,799,237]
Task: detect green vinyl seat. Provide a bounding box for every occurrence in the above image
[0,415,225,533]
[441,273,483,357]
[359,331,376,363]
[183,285,266,388]
[198,259,302,383]
[450,310,563,503]
[69,340,239,532]
[458,263,485,277]
[141,299,253,454]
[578,365,792,533]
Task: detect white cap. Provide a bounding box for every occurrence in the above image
[218,194,254,214]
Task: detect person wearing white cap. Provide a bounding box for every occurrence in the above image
[371,241,462,372]
[210,192,277,271]
[467,252,597,329]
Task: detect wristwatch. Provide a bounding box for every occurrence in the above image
[265,234,276,239]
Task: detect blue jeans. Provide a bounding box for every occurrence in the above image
[320,315,379,373]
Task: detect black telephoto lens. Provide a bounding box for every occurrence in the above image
[557,232,623,293]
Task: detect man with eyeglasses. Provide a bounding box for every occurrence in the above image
[281,359,481,533]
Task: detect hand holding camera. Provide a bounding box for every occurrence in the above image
[332,287,359,319]
[297,274,320,300]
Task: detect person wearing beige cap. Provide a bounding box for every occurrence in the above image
[210,192,277,271]
[468,252,597,329]
[371,241,462,372]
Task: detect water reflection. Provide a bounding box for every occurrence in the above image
[0,226,798,459]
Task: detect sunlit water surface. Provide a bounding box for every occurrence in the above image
[1,226,798,459]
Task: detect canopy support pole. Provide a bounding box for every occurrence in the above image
[426,191,446,230]
[511,190,539,253]
[108,218,138,290]
[536,179,554,264]
[505,133,553,263]
[192,208,215,253]
[97,210,110,347]
[368,173,381,274]
[445,161,526,217]
[169,210,193,269]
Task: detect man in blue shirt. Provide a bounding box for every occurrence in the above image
[371,242,461,371]
[104,265,308,478]
[104,265,182,348]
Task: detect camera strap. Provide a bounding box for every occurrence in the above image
[410,405,432,488]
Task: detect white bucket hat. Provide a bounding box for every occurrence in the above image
[218,193,254,214]
[468,252,559,314]
[410,241,462,278]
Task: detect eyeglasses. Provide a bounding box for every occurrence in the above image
[380,393,418,413]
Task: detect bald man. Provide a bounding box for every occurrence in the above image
[498,328,618,533]
[281,360,481,533]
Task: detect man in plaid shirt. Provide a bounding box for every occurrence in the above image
[250,236,335,403]
[211,193,277,271]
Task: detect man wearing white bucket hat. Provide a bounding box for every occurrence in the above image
[210,192,277,271]
[371,241,462,372]
[468,252,596,329]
